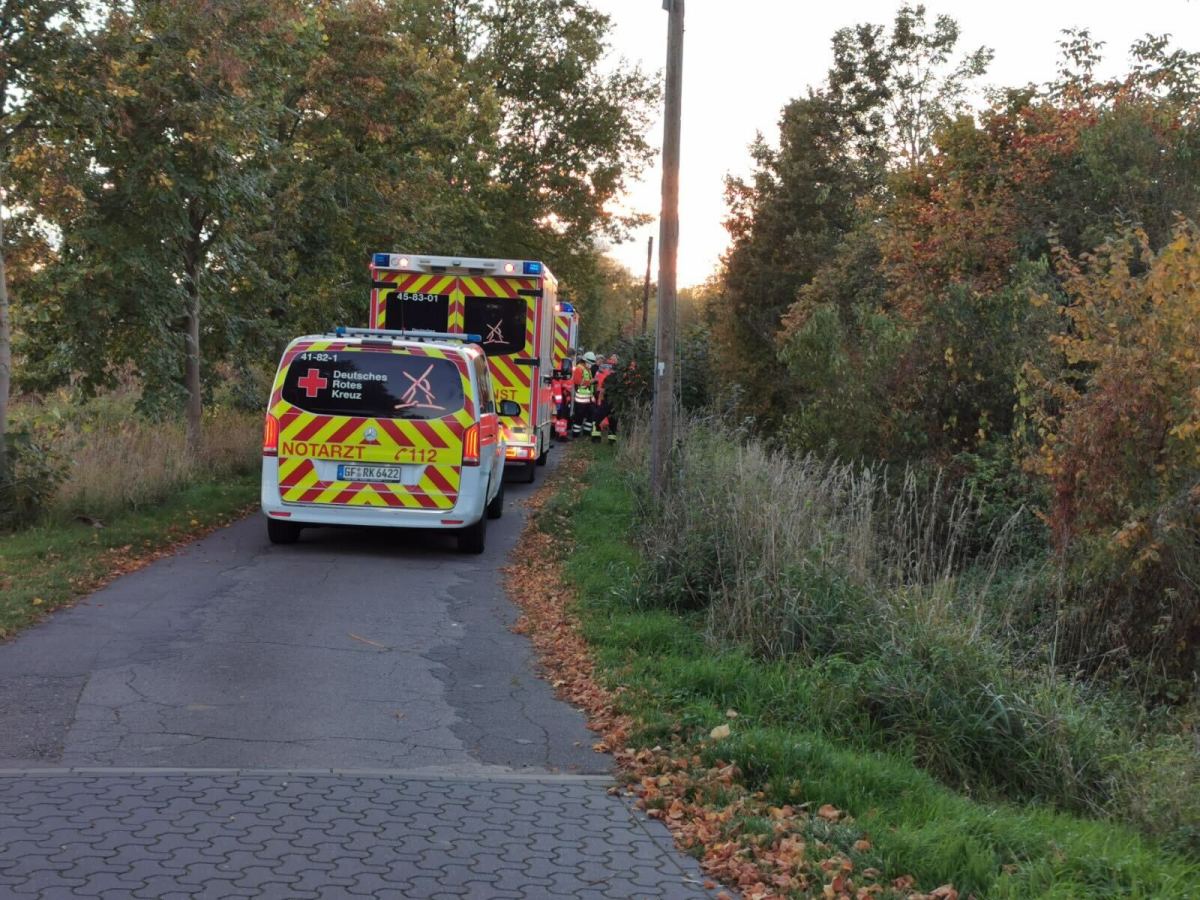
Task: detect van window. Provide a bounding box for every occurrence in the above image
[282,350,464,420]
[465,296,527,356]
[472,354,494,413]
[383,289,450,333]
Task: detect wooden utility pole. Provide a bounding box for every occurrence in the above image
[650,0,683,499]
[641,235,653,333]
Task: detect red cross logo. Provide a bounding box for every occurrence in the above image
[297,368,328,398]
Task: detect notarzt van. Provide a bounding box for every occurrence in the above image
[368,254,557,483]
[261,328,514,553]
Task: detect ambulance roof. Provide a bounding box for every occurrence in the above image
[370,252,556,284]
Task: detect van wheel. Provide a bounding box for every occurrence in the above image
[267,519,301,545]
[521,461,536,483]
[536,445,549,466]
[458,514,487,554]
[486,477,505,519]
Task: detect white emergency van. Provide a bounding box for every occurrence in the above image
[261,328,515,553]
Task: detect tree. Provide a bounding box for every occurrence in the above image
[265,0,497,336]
[406,0,660,290]
[56,0,306,447]
[717,92,871,431]
[826,3,991,174]
[0,0,84,473]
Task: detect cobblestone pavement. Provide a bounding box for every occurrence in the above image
[0,770,713,898]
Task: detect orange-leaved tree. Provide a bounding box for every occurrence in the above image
[1024,223,1200,679]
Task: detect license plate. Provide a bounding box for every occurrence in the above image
[338,464,413,484]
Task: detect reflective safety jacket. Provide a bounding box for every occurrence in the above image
[573,363,594,402]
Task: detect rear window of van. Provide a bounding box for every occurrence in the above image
[281,350,465,420]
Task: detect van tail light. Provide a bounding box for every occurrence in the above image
[462,423,481,466]
[262,413,280,457]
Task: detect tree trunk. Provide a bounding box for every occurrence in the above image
[0,208,12,481]
[183,204,204,454]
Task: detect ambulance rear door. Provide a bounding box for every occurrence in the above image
[270,340,475,510]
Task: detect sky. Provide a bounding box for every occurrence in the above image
[588,0,1199,287]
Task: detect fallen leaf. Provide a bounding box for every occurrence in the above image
[31,597,44,606]
[725,708,739,718]
[348,632,389,650]
[817,803,841,821]
[853,839,872,852]
[710,723,731,740]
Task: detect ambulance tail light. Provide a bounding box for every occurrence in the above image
[262,413,280,457]
[462,423,481,466]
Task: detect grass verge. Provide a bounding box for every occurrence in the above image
[536,444,1199,898]
[0,470,258,640]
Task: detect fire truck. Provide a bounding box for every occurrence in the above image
[368,253,556,482]
[551,301,579,440]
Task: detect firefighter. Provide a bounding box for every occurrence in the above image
[571,351,596,437]
[593,354,620,443]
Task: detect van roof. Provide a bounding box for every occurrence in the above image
[287,329,484,355]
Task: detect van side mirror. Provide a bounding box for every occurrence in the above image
[499,400,521,417]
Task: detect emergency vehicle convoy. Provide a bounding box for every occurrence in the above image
[368,254,558,483]
[261,328,516,553]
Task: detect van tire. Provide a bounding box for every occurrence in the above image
[267,519,301,545]
[520,461,536,483]
[486,478,505,519]
[536,445,548,466]
[458,514,487,554]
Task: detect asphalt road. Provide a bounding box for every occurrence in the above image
[0,451,713,898]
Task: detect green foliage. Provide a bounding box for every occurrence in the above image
[714,11,1200,695]
[5,0,657,427]
[601,329,714,417]
[560,447,1200,893]
[0,430,66,531]
[620,416,1200,847]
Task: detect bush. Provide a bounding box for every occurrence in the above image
[0,430,67,531]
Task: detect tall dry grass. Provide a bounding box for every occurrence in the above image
[51,409,259,521]
[616,414,1200,847]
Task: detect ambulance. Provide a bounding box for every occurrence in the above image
[261,328,515,553]
[368,254,557,483]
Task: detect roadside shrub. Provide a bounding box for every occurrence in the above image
[0,430,67,531]
[1022,224,1200,682]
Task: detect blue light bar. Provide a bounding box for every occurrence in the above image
[372,252,390,267]
[560,301,575,313]
[467,334,482,342]
[523,261,542,275]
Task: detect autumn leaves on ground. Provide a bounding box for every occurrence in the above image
[507,443,1198,899]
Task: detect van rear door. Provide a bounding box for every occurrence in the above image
[270,342,475,509]
[459,277,538,439]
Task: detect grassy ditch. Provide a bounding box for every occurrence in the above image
[547,444,1199,898]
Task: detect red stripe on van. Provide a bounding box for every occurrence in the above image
[326,418,363,445]
[293,415,332,443]
[423,467,458,497]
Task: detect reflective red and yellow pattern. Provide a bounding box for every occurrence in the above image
[269,340,475,509]
[370,272,459,331]
[553,313,572,370]
[458,276,538,430]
